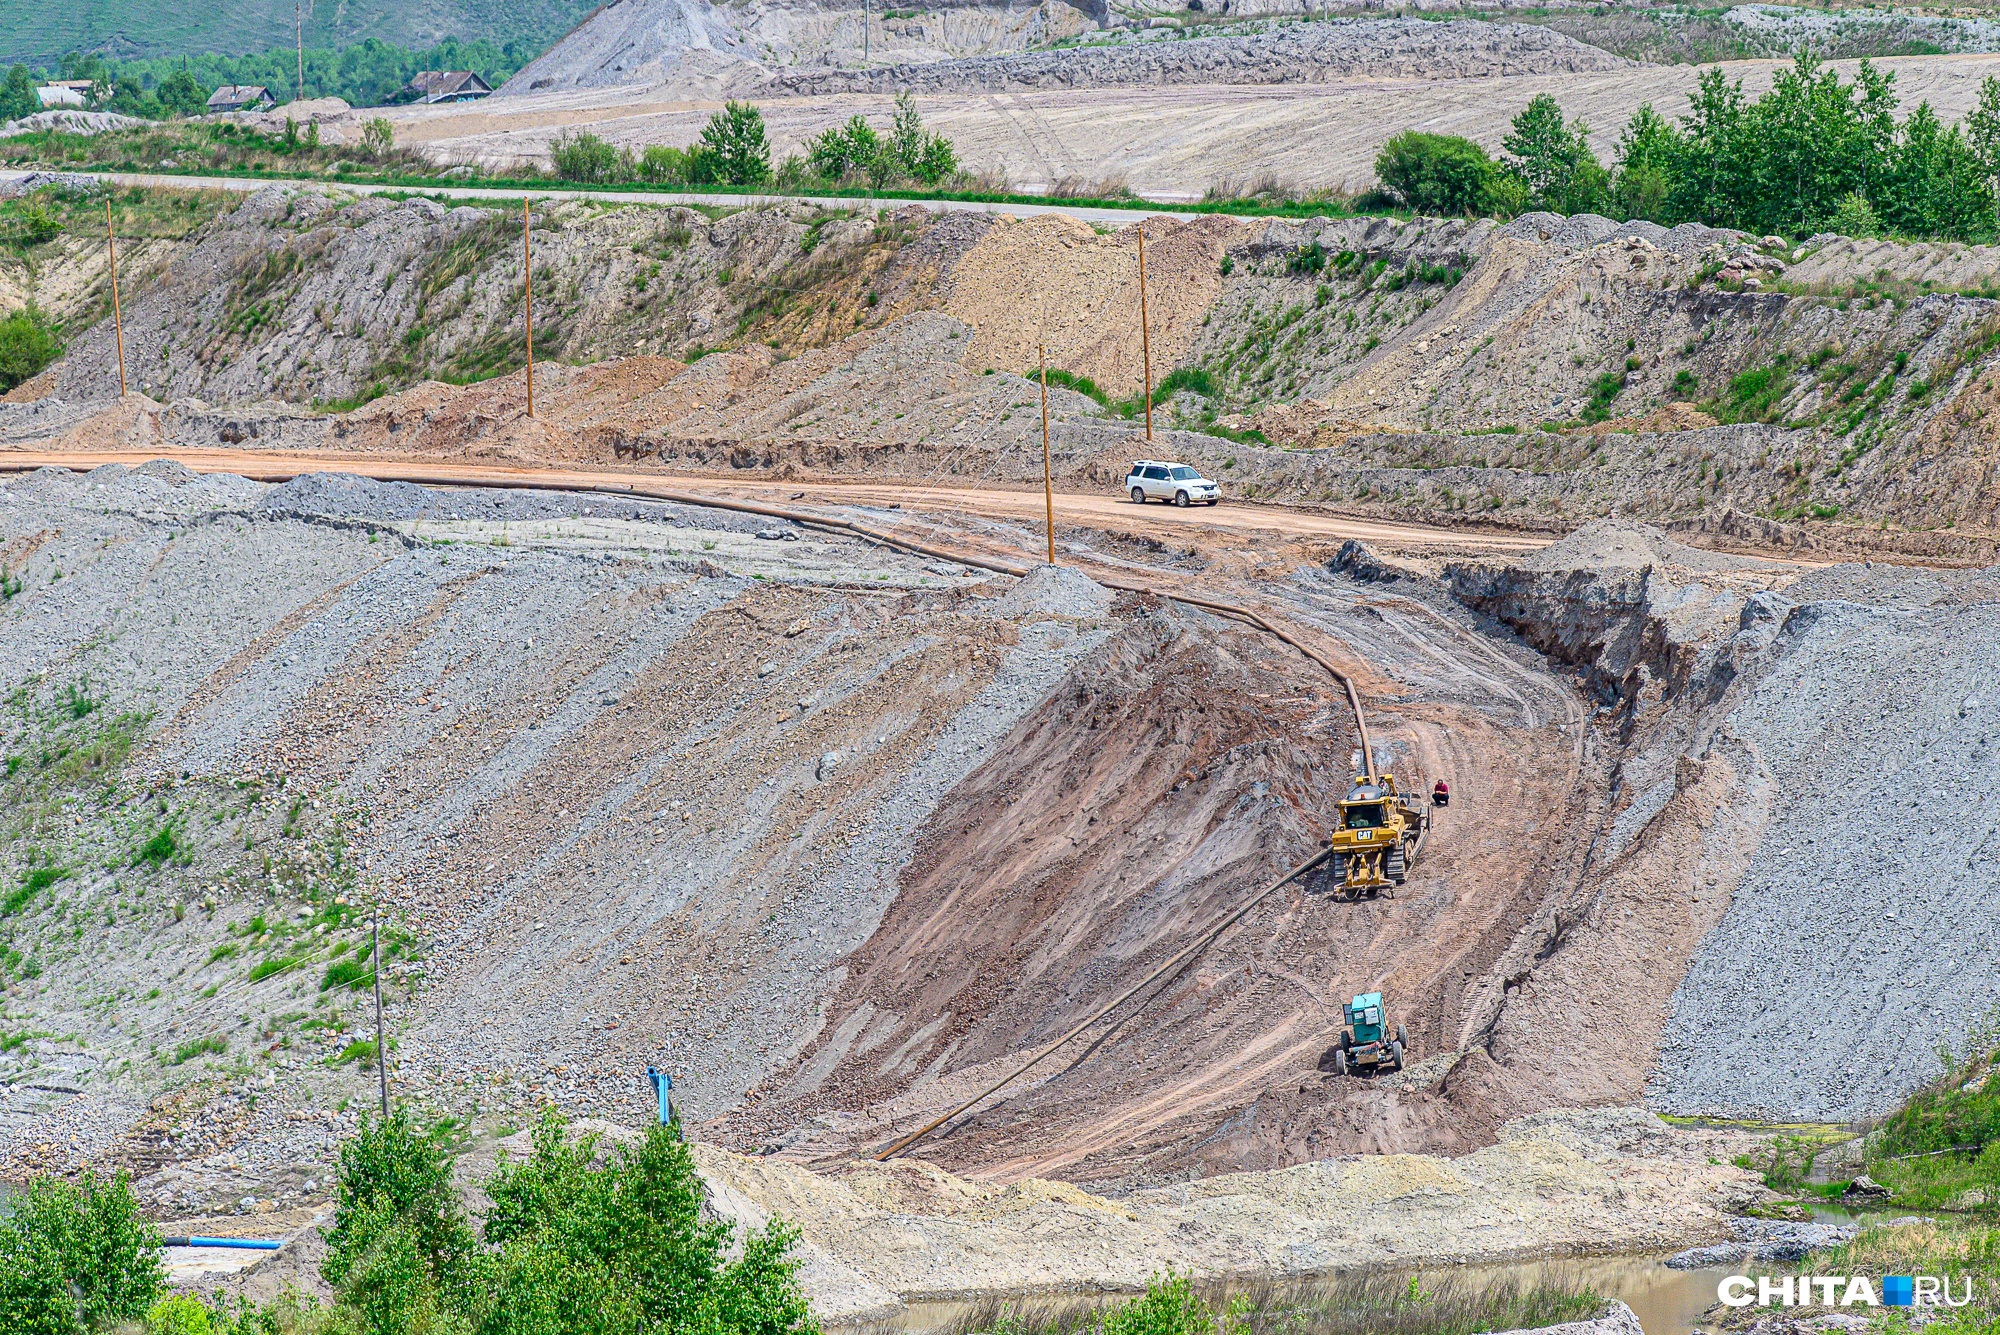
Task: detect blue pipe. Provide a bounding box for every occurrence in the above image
[162,1236,283,1250]
[646,1066,676,1133]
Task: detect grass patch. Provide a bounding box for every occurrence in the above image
[321,958,374,992]
[165,1034,227,1065]
[1711,358,1794,424]
[247,956,302,983]
[1580,372,1627,424]
[2,864,69,917]
[132,824,179,867]
[1863,1020,2000,1212]
[334,1038,379,1067]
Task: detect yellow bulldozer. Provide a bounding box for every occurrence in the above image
[1323,773,1429,901]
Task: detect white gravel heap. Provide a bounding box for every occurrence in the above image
[770,18,1628,96]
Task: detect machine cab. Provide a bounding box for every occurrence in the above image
[1344,992,1385,1045]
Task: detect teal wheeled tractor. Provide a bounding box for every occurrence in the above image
[1331,992,1406,1076]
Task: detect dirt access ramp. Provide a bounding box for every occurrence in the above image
[716,542,1601,1184]
[693,1108,1763,1322]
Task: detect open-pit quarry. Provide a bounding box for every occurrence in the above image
[2,172,1999,1325]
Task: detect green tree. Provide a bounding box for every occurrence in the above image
[0,306,64,392]
[322,1107,479,1335]
[693,100,771,186]
[1373,131,1504,216]
[1668,65,1748,228]
[1736,55,1895,236]
[1878,103,1994,242]
[1503,93,1607,215]
[155,66,209,117]
[1611,104,1680,222]
[1967,75,2000,198]
[886,91,926,177]
[0,64,37,122]
[480,1111,818,1335]
[0,1170,164,1334]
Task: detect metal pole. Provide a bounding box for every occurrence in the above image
[371,912,388,1120]
[864,0,869,66]
[296,0,304,103]
[1039,343,1055,566]
[522,199,535,418]
[1136,223,1153,442]
[104,201,126,398]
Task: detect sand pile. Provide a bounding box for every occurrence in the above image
[945,213,1249,398]
[694,1107,1757,1320]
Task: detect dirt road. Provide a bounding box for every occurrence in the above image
[0,168,1169,226]
[0,447,1553,556]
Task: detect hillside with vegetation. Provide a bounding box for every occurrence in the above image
[0,0,591,74]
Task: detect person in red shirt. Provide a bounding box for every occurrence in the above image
[1432,778,1450,808]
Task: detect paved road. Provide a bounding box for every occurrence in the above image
[0,167,1178,226]
[0,447,1554,554]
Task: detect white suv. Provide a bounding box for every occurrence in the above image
[1126,460,1220,507]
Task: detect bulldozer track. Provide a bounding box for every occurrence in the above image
[4,448,1409,1159]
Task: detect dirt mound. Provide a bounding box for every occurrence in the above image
[1520,518,1768,576]
[946,212,1248,397]
[987,564,1113,623]
[497,0,761,95]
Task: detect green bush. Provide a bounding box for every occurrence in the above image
[551,129,632,184]
[145,1293,216,1335]
[806,115,880,182]
[1101,1272,1216,1335]
[0,1170,164,1335]
[0,306,63,392]
[319,1107,819,1335]
[639,144,690,184]
[1374,131,1504,217]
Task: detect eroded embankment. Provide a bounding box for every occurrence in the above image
[0,461,1133,1205]
[16,190,2000,558]
[1436,522,2000,1121]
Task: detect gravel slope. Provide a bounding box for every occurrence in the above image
[768,19,1628,95]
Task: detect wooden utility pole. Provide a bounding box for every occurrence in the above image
[1039,343,1055,565]
[522,199,535,418]
[104,201,126,398]
[863,0,870,66]
[1136,223,1153,442]
[296,0,305,103]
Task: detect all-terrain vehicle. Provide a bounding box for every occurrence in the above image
[1323,773,1428,900]
[1331,992,1406,1076]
